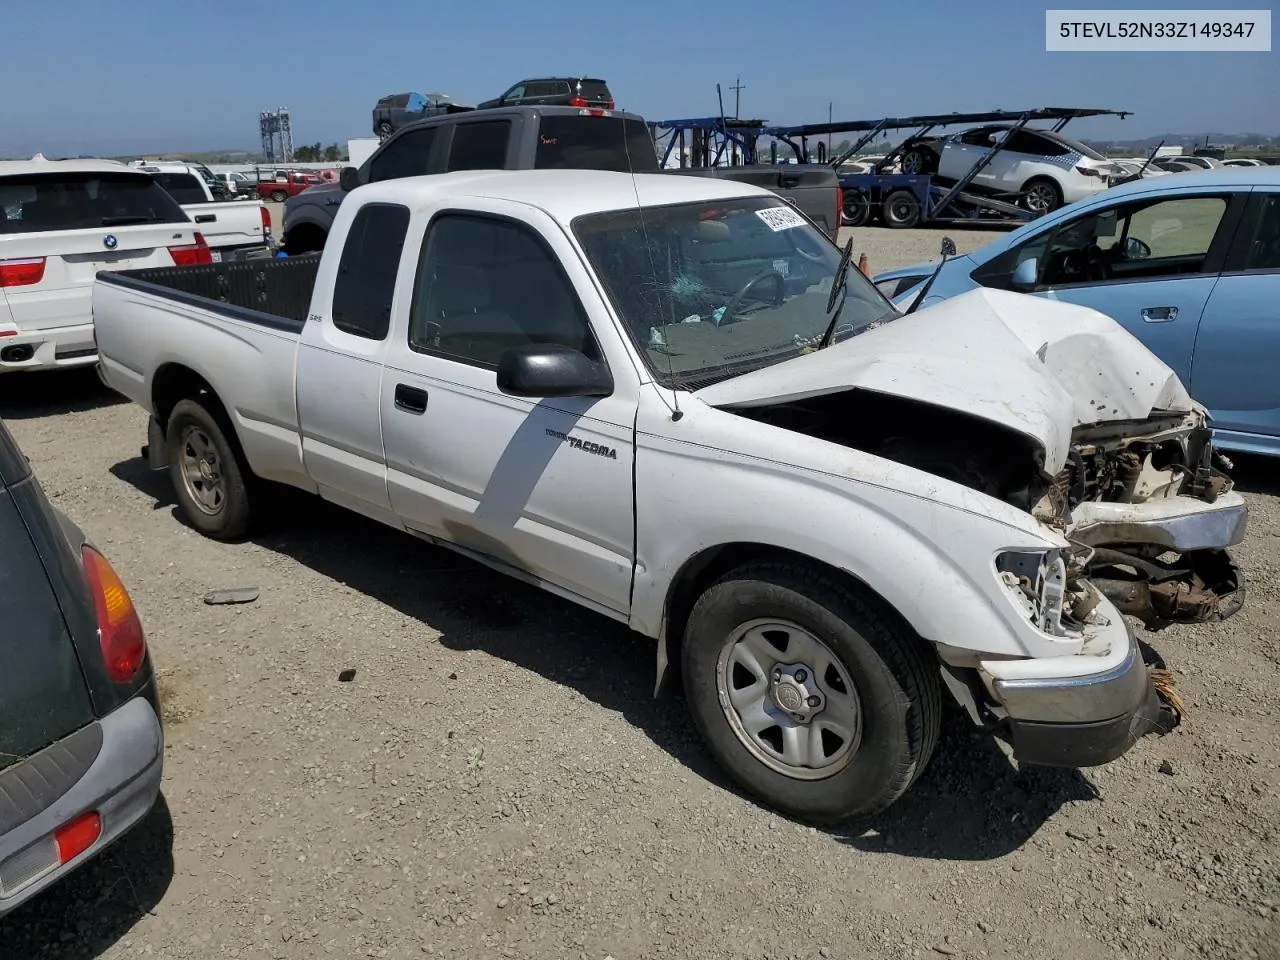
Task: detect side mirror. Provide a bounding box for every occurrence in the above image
[1123,236,1152,260]
[339,167,360,192]
[940,236,957,257]
[496,344,613,398]
[1011,257,1038,290]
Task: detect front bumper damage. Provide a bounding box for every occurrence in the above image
[1072,492,1247,629]
[1036,414,1247,629]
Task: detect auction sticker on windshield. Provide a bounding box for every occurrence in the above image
[755,206,807,232]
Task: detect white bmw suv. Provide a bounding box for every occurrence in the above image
[901,125,1128,214]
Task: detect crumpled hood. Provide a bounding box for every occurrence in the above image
[695,286,1193,476]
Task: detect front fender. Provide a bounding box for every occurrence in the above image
[630,393,1080,663]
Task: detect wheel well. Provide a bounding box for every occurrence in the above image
[659,542,915,691]
[152,364,230,432]
[1020,174,1062,193]
[284,221,328,256]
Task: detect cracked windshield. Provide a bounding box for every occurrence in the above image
[574,196,896,385]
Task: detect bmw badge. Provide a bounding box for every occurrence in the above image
[103,234,118,250]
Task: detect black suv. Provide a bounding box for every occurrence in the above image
[477,77,614,111]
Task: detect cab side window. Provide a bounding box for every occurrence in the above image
[331,203,410,340]
[408,213,599,369]
[446,121,511,172]
[1244,194,1280,270]
[369,127,438,182]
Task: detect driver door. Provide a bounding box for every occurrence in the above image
[1010,191,1245,384]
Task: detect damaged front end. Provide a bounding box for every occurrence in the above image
[1030,410,1246,629]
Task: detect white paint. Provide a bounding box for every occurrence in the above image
[91,169,1243,716]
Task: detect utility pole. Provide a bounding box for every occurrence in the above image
[730,76,745,119]
[828,101,833,158]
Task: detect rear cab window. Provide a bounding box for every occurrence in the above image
[0,172,187,234]
[534,116,658,172]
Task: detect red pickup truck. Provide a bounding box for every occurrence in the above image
[256,172,322,202]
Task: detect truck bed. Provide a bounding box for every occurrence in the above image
[98,254,321,332]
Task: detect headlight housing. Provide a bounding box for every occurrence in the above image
[995,549,1071,637]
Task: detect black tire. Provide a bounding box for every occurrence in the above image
[682,560,941,823]
[900,148,937,175]
[841,190,872,227]
[1020,177,1063,215]
[881,189,921,229]
[165,398,255,540]
[270,189,287,203]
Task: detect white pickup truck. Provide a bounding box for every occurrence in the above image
[93,170,1247,821]
[140,164,271,261]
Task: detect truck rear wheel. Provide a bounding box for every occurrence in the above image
[165,399,255,541]
[881,190,921,228]
[841,190,872,227]
[681,560,940,823]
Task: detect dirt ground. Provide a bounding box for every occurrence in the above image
[1,226,1277,960]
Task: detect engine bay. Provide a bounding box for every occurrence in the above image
[735,389,1244,629]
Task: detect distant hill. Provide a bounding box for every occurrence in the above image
[1082,132,1279,154]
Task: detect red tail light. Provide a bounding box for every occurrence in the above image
[54,812,101,864]
[260,204,272,240]
[81,545,146,683]
[168,232,212,266]
[0,257,46,288]
[568,96,587,107]
[607,100,615,110]
[835,187,843,237]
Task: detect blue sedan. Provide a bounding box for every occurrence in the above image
[872,168,1280,458]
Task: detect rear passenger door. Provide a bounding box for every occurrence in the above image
[296,202,411,524]
[1188,189,1280,453]
[378,205,638,618]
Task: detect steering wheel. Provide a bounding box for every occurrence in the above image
[720,270,786,323]
[1082,243,1108,282]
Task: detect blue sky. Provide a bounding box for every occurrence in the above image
[2,0,1275,156]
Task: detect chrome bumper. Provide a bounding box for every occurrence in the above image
[1070,491,1248,551]
[989,625,1178,768]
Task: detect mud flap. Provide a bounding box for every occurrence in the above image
[141,417,168,471]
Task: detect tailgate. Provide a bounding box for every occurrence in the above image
[183,201,265,255]
[0,222,195,333]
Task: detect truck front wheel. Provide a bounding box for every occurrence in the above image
[165,399,255,540]
[682,560,940,822]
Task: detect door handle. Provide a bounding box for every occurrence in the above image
[1141,306,1178,323]
[194,214,217,224]
[394,383,428,414]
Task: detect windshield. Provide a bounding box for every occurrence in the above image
[574,196,897,388]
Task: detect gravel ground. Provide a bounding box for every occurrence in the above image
[1,227,1277,960]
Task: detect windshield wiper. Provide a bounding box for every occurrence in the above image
[816,236,855,350]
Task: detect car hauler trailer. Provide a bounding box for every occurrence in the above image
[764,107,1130,228]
